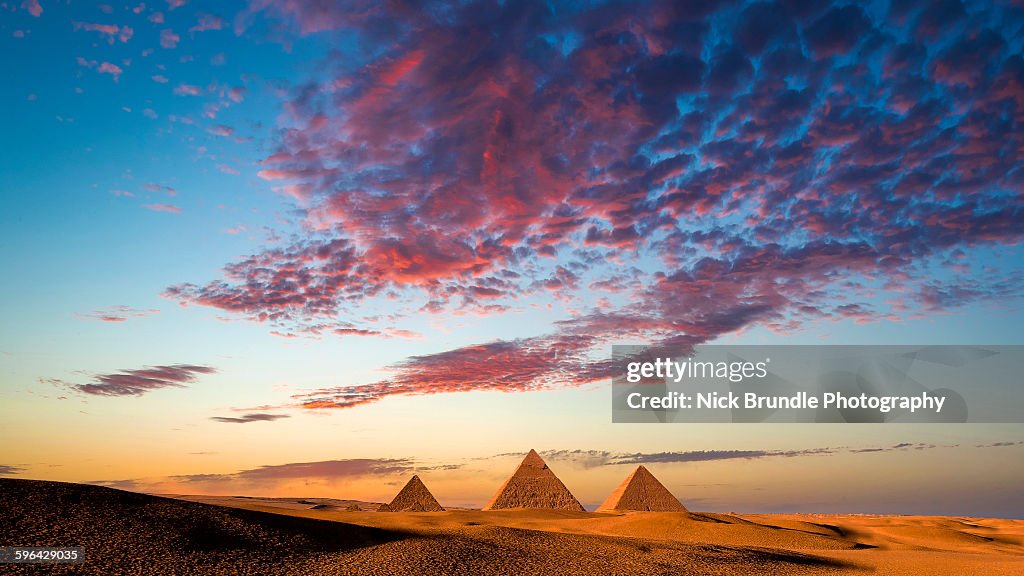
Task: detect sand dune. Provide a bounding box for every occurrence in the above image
[3,479,1023,575]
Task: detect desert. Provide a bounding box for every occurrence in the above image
[2,449,1022,576]
[3,477,1023,575]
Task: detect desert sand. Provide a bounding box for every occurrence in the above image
[2,479,1023,575]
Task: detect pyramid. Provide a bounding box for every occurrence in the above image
[483,449,585,511]
[596,465,687,513]
[378,475,444,512]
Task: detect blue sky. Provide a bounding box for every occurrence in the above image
[1,0,1023,515]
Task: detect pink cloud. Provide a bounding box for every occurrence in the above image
[142,203,181,214]
[166,1,1024,408]
[76,305,159,323]
[98,62,123,81]
[74,22,133,44]
[160,29,179,49]
[207,124,234,137]
[173,83,200,96]
[189,14,223,34]
[22,0,42,17]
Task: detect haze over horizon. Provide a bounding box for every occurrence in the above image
[2,0,1023,519]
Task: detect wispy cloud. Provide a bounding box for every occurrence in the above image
[76,305,159,323]
[0,465,24,475]
[975,441,1024,448]
[210,413,289,424]
[142,203,181,214]
[44,364,215,397]
[533,444,948,467]
[168,458,464,487]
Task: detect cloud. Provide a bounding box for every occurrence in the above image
[173,83,200,96]
[0,465,24,475]
[75,58,125,82]
[207,124,234,137]
[293,332,603,409]
[89,457,464,494]
[73,22,134,44]
[166,0,1024,407]
[142,203,181,214]
[76,305,159,323]
[143,183,177,196]
[189,14,223,34]
[97,62,123,81]
[171,458,419,484]
[975,441,1024,448]
[88,479,140,490]
[210,413,290,424]
[535,443,946,467]
[160,29,180,48]
[45,364,215,397]
[22,0,42,18]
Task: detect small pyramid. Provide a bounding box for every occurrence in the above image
[378,475,444,512]
[483,449,585,511]
[597,465,687,513]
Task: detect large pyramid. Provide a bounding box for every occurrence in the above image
[596,465,688,512]
[483,449,585,511]
[378,475,444,512]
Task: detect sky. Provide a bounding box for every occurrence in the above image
[1,0,1023,518]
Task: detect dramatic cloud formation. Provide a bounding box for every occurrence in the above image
[166,0,1024,409]
[46,364,215,397]
[210,412,290,424]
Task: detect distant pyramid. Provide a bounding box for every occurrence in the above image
[483,449,585,511]
[597,465,687,513]
[378,475,444,512]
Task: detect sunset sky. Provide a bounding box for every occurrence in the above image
[1,0,1023,518]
